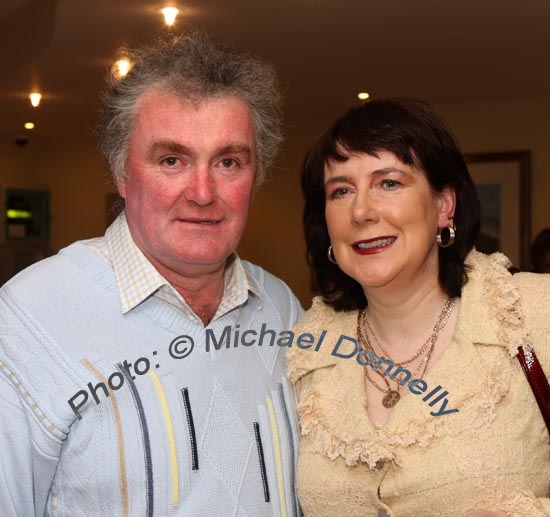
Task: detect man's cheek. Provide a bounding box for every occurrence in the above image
[230,181,254,207]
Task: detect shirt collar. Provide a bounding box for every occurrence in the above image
[105,212,259,316]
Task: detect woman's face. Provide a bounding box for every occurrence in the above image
[324,150,455,293]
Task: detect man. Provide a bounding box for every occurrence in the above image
[0,32,302,516]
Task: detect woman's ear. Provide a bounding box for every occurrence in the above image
[437,187,456,228]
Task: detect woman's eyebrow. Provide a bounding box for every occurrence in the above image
[324,175,352,186]
[370,167,407,176]
[325,167,407,186]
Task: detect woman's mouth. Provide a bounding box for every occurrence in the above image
[352,236,396,254]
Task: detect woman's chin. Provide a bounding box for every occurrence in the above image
[349,272,398,292]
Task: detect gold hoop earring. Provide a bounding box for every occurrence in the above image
[437,218,456,248]
[327,245,338,264]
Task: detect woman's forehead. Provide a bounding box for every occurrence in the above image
[324,150,410,174]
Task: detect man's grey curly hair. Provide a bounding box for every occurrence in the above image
[98,31,283,185]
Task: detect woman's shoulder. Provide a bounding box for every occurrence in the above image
[512,270,550,333]
[466,249,549,302]
[512,270,550,301]
[293,296,338,330]
[465,249,549,333]
[287,296,358,383]
[467,249,550,319]
[509,271,550,377]
[293,296,360,336]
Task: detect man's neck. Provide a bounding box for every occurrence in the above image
[173,275,225,326]
[147,255,227,326]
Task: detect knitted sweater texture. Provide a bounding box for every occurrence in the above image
[0,242,302,516]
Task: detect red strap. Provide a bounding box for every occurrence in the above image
[517,345,550,434]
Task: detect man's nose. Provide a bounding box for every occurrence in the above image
[183,167,216,206]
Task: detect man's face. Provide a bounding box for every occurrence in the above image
[118,89,256,278]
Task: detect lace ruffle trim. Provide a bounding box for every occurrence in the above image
[467,489,548,517]
[298,350,512,468]
[482,252,530,357]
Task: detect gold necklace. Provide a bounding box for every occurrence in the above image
[360,331,436,408]
[357,297,455,408]
[359,297,454,367]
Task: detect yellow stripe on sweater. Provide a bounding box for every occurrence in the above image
[82,359,129,517]
[150,370,179,505]
[266,396,287,517]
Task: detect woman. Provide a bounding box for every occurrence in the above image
[288,99,550,516]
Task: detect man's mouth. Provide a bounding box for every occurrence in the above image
[179,218,222,225]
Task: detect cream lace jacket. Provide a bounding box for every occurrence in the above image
[288,251,550,517]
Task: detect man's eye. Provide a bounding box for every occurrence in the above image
[220,158,237,168]
[161,157,179,166]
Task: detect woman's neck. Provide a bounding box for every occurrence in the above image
[363,275,452,359]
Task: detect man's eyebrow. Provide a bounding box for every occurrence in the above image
[145,141,252,162]
[146,141,192,161]
[217,144,252,161]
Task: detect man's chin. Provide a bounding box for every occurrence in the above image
[171,249,234,268]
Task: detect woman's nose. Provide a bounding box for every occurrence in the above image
[351,192,378,225]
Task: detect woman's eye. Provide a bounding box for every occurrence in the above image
[381,179,400,190]
[329,187,351,199]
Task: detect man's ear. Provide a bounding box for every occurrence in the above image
[250,183,258,202]
[437,186,456,228]
[116,179,126,199]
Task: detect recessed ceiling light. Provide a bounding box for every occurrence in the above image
[115,59,131,78]
[357,92,370,101]
[29,92,42,107]
[161,7,179,26]
[24,122,35,130]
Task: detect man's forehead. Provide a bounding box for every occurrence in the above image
[132,89,256,147]
[136,88,252,117]
[127,90,257,165]
[132,89,256,137]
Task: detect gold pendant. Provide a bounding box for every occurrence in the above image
[382,390,400,408]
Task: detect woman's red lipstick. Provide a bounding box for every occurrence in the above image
[352,236,396,255]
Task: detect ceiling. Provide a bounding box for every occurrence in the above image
[1,0,549,140]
